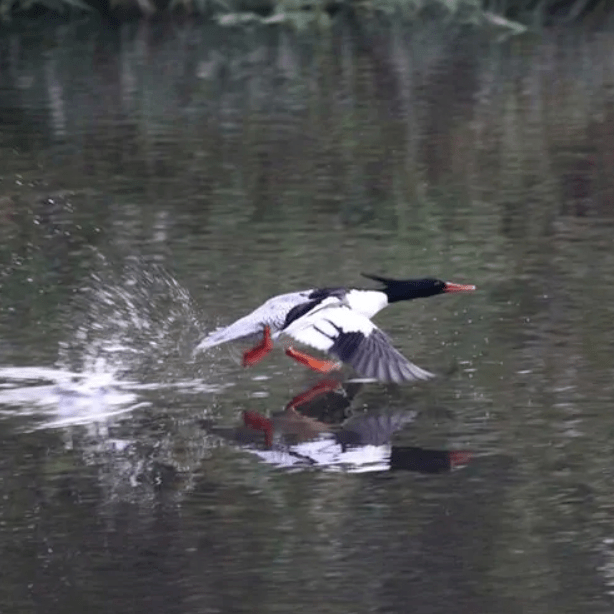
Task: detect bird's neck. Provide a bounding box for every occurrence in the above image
[345,290,389,318]
[382,281,428,303]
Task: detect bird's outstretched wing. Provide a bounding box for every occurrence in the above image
[281,305,434,384]
[195,290,313,352]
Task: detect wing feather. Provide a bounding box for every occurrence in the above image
[196,290,313,352]
[282,305,434,384]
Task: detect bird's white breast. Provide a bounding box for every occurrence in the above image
[344,290,388,319]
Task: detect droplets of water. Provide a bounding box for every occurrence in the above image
[57,255,203,384]
[0,254,228,435]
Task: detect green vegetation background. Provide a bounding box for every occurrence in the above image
[0,0,609,29]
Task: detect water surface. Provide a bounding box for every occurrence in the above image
[1,18,614,614]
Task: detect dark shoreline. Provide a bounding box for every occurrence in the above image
[0,0,609,29]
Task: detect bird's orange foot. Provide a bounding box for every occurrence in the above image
[242,326,273,367]
[243,410,273,448]
[285,346,341,374]
[285,377,343,411]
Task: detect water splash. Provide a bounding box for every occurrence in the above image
[57,254,203,383]
[0,365,142,429]
[0,255,225,431]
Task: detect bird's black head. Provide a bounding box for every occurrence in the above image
[362,273,475,303]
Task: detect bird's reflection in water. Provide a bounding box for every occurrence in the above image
[202,377,472,474]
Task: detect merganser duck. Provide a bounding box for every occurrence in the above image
[200,377,473,473]
[207,406,472,473]
[196,273,475,384]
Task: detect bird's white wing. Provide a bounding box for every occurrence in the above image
[281,303,371,350]
[195,290,313,352]
[282,305,434,384]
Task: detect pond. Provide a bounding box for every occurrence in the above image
[1,17,614,614]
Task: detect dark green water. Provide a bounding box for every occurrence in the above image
[1,18,614,614]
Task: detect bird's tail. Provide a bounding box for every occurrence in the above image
[194,327,233,352]
[195,312,265,353]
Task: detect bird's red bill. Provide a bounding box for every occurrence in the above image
[449,451,472,467]
[443,282,476,293]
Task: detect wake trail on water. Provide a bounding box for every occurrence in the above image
[0,254,227,430]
